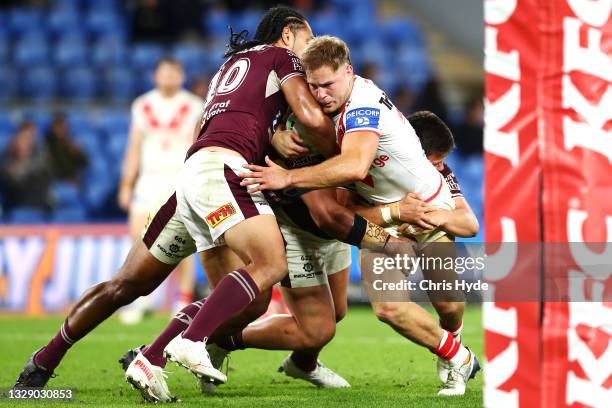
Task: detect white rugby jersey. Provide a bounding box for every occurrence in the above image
[334,76,444,205]
[131,89,203,181]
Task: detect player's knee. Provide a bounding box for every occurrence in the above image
[253,253,288,288]
[302,319,336,349]
[374,303,407,327]
[432,301,464,320]
[107,276,149,306]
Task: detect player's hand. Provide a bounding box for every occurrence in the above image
[117,185,132,211]
[272,128,309,159]
[397,193,437,230]
[383,235,417,257]
[421,210,450,230]
[397,223,427,236]
[239,156,292,193]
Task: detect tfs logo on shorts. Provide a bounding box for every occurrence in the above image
[345,107,380,131]
[206,203,237,228]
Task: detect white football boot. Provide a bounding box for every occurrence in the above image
[164,334,227,385]
[279,355,350,388]
[437,334,461,382]
[199,343,230,394]
[125,352,174,403]
[437,349,480,396]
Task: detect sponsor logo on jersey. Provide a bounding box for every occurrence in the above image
[345,107,380,131]
[206,203,237,228]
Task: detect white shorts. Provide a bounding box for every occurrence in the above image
[143,150,274,264]
[131,175,177,215]
[276,208,351,288]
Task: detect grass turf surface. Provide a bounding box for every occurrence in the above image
[0,306,483,407]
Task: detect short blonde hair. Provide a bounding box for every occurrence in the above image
[301,35,351,72]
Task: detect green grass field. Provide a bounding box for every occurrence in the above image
[0,306,483,407]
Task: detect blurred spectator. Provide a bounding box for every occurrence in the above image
[130,0,206,42]
[0,0,47,7]
[189,75,210,100]
[0,122,54,211]
[412,77,449,124]
[43,114,89,185]
[131,0,172,43]
[454,96,484,155]
[164,0,206,41]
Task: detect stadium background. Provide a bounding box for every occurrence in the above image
[2,0,609,407]
[0,0,485,311]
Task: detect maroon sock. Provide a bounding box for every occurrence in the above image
[183,269,259,342]
[34,321,81,371]
[142,299,205,367]
[291,350,319,372]
[213,331,245,351]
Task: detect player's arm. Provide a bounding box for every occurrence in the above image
[422,196,479,238]
[241,130,378,191]
[117,122,143,211]
[301,189,413,253]
[281,76,335,158]
[341,190,438,230]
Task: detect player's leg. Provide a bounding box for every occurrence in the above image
[421,235,465,339]
[118,208,156,324]
[171,256,196,313]
[158,153,286,385]
[420,235,466,383]
[202,246,273,338]
[13,208,184,391]
[280,240,351,379]
[236,285,336,351]
[178,214,287,341]
[133,245,271,367]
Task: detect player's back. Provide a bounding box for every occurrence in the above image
[338,76,443,205]
[188,45,304,164]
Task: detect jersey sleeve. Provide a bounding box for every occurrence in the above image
[274,48,305,85]
[343,91,382,135]
[441,163,463,198]
[130,97,146,132]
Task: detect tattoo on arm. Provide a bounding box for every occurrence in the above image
[361,221,390,250]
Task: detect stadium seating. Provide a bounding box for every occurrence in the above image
[61,67,98,101]
[54,33,89,68]
[92,34,128,68]
[51,206,88,223]
[53,181,83,208]
[7,8,44,36]
[7,206,48,224]
[0,2,484,227]
[20,67,57,102]
[0,68,16,102]
[104,68,135,103]
[47,7,81,37]
[13,32,48,67]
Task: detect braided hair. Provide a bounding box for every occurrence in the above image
[224,6,308,57]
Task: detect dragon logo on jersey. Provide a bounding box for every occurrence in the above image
[345,108,380,131]
[206,203,237,228]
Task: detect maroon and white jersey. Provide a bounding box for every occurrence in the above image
[188,45,305,164]
[440,163,463,198]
